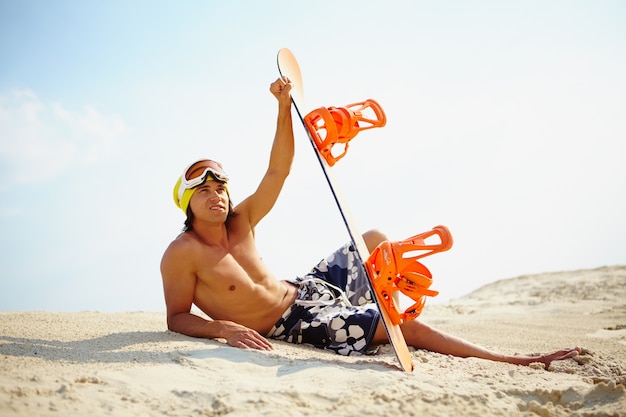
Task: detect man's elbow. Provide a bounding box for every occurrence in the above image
[166,320,176,332]
[166,313,182,333]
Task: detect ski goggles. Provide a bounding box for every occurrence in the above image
[181,159,229,188]
[173,159,230,213]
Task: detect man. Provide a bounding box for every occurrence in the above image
[161,78,580,366]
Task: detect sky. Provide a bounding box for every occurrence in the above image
[1,0,625,312]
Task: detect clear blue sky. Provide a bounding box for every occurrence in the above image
[1,0,625,312]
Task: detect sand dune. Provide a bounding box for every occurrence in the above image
[1,265,624,416]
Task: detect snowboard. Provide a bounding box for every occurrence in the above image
[277,48,415,372]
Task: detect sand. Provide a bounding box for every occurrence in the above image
[1,265,625,416]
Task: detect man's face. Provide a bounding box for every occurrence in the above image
[188,180,230,223]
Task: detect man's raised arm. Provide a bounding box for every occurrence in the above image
[237,78,294,227]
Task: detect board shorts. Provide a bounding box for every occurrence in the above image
[266,243,381,356]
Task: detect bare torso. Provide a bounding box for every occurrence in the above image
[164,214,297,335]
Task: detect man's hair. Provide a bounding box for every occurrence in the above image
[183,191,237,232]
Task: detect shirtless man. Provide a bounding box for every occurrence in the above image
[160,78,581,367]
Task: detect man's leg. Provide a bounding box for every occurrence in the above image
[371,320,580,367]
[305,229,388,306]
[365,230,581,366]
[362,229,388,253]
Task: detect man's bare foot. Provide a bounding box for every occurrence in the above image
[507,347,583,367]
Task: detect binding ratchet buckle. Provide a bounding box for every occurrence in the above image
[365,226,453,325]
[304,99,386,166]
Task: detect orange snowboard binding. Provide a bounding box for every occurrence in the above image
[365,226,453,325]
[304,99,386,166]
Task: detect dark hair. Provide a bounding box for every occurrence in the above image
[183,189,237,232]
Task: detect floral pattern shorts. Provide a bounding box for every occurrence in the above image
[266,243,380,356]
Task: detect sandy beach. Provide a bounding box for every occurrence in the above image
[1,265,624,416]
